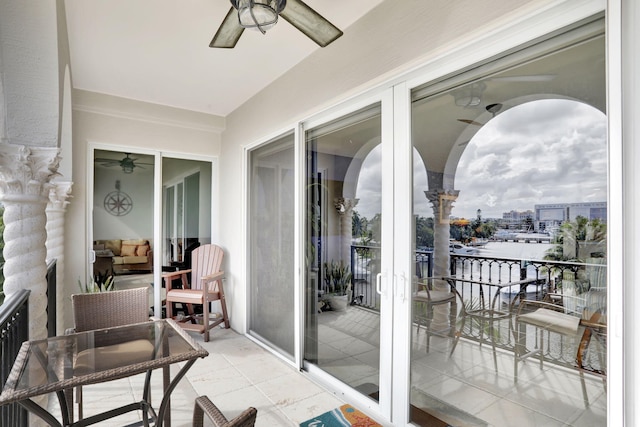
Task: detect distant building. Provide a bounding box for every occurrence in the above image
[500,209,534,230]
[534,202,607,232]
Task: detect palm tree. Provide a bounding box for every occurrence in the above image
[352,210,365,237]
[544,216,606,262]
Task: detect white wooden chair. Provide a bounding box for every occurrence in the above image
[164,244,230,341]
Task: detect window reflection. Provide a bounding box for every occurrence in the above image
[410,28,607,427]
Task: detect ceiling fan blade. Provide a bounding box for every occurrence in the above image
[94,158,121,165]
[279,0,343,47]
[490,74,556,82]
[457,119,483,126]
[210,7,245,48]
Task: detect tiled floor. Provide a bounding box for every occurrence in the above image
[48,327,345,426]
[311,307,607,427]
[48,301,607,426]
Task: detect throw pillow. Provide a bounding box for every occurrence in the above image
[105,239,122,256]
[121,244,137,257]
[136,245,150,257]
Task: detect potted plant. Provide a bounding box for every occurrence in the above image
[323,260,352,312]
[78,271,115,293]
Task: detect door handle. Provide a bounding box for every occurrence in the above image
[398,272,407,302]
[376,272,383,295]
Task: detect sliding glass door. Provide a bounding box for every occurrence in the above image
[162,158,212,268]
[303,91,395,418]
[245,12,607,427]
[248,133,296,359]
[405,19,607,427]
[92,149,155,281]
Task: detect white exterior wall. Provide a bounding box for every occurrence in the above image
[3,0,637,423]
[219,0,546,334]
[0,0,60,147]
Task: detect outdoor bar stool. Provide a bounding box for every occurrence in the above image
[513,298,606,407]
[413,277,460,354]
[451,304,510,372]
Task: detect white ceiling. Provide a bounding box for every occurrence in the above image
[65,0,384,117]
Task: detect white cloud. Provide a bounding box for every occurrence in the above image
[353,99,607,221]
[454,99,607,218]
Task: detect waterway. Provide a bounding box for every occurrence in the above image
[476,240,553,261]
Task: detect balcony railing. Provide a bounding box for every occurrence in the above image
[348,246,607,375]
[448,253,607,374]
[0,259,55,426]
[350,245,434,310]
[47,259,57,337]
[0,289,30,427]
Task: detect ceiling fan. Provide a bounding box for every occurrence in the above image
[457,103,504,129]
[210,0,343,49]
[94,153,153,174]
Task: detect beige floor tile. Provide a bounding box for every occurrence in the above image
[46,310,606,427]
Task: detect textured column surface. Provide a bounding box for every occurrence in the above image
[425,189,459,283]
[425,189,460,330]
[334,197,359,264]
[0,144,60,342]
[46,181,73,335]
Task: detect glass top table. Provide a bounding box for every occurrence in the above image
[0,318,208,427]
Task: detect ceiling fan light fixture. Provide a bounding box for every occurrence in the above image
[455,95,481,108]
[486,103,503,116]
[453,82,486,108]
[237,0,282,34]
[121,155,136,173]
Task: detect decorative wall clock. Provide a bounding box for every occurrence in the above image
[104,180,133,216]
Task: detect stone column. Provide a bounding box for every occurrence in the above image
[425,189,459,282]
[46,181,73,335]
[334,197,358,264]
[425,189,459,335]
[0,144,60,342]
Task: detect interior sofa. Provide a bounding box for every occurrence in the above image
[94,239,153,275]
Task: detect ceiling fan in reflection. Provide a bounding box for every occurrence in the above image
[454,74,555,125]
[94,153,153,174]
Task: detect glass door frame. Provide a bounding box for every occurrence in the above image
[299,88,395,421]
[242,3,619,426]
[87,144,218,320]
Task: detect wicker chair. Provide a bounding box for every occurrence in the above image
[192,396,257,427]
[164,244,230,342]
[66,287,151,421]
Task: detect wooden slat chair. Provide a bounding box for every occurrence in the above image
[163,244,230,342]
[66,287,151,421]
[192,396,257,427]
